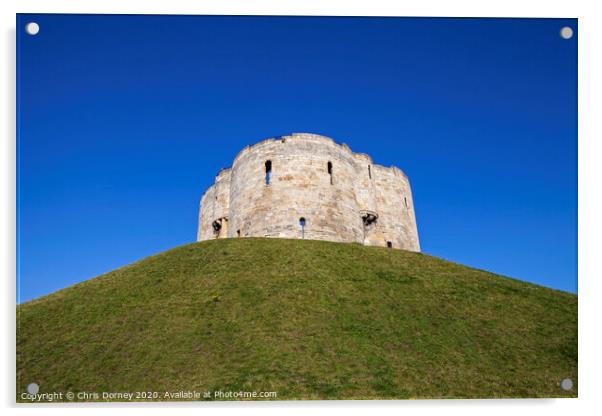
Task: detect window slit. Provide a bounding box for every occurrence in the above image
[299,217,306,239]
[265,160,272,185]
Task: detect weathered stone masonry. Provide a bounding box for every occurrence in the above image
[197,133,420,251]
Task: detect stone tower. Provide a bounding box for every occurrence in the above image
[197,133,420,251]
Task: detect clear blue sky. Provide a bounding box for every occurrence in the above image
[17,14,577,302]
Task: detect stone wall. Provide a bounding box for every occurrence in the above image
[197,133,420,251]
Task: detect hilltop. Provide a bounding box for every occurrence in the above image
[17,238,577,401]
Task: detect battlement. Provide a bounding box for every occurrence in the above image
[198,133,420,251]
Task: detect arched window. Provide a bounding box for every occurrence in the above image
[368,165,372,179]
[327,161,333,185]
[299,217,306,239]
[265,160,272,185]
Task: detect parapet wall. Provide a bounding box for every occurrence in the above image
[198,133,420,251]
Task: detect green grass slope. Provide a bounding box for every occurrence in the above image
[17,238,577,401]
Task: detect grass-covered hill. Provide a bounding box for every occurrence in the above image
[17,238,577,401]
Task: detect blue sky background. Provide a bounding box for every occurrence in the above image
[17,15,577,302]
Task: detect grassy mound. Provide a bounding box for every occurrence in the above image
[17,238,577,401]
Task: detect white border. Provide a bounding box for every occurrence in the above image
[3,1,601,415]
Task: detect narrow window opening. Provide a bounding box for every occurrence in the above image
[327,161,333,185]
[368,165,372,179]
[404,197,408,207]
[265,160,272,186]
[387,241,393,248]
[237,229,241,237]
[299,217,306,239]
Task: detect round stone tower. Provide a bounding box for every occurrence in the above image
[197,133,420,251]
